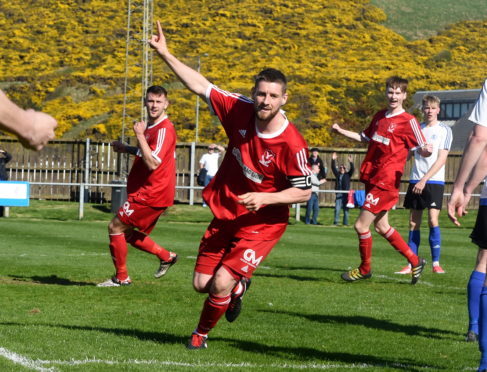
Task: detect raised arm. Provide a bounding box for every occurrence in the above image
[149,21,211,99]
[0,90,57,151]
[332,123,362,142]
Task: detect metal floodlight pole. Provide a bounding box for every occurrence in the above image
[140,0,153,122]
[121,0,153,179]
[121,0,132,146]
[195,56,201,144]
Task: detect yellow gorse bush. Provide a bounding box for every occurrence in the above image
[0,0,486,146]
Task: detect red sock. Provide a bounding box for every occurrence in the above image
[358,231,373,274]
[126,230,171,261]
[383,227,419,266]
[109,233,129,281]
[196,293,231,335]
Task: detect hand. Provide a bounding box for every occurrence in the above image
[332,123,341,132]
[422,143,433,156]
[133,121,147,136]
[412,180,426,194]
[348,154,353,162]
[238,192,266,212]
[111,141,126,153]
[332,152,337,160]
[19,110,57,151]
[447,189,468,226]
[148,20,169,56]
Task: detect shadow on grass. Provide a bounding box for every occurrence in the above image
[0,321,186,345]
[91,204,112,214]
[272,264,344,273]
[0,321,441,370]
[259,309,461,340]
[217,337,439,371]
[254,272,323,282]
[8,275,95,286]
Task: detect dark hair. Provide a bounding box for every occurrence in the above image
[146,85,168,97]
[310,147,319,152]
[385,76,408,93]
[254,68,287,92]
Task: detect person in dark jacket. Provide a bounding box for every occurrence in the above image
[0,149,11,181]
[331,152,354,225]
[308,147,327,180]
[0,148,12,217]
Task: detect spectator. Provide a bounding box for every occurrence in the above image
[199,144,225,207]
[305,164,326,225]
[0,148,12,217]
[308,147,327,180]
[331,152,354,226]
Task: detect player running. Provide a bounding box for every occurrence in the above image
[396,95,452,275]
[332,76,432,285]
[98,85,178,287]
[149,20,312,349]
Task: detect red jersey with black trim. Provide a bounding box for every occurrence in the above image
[203,85,312,240]
[360,109,426,191]
[126,116,177,207]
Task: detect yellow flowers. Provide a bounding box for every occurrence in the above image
[0,0,486,146]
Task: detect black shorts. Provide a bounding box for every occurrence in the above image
[403,183,444,210]
[471,206,487,249]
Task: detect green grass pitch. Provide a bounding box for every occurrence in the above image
[0,201,481,371]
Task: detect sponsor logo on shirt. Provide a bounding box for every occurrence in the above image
[259,149,275,167]
[365,192,380,206]
[240,248,263,268]
[372,133,390,146]
[387,123,397,133]
[232,147,264,184]
[122,201,134,216]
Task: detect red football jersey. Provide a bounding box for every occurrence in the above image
[126,116,177,207]
[360,109,426,191]
[203,85,312,239]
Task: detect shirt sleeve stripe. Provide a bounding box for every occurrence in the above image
[296,148,312,176]
[409,118,426,146]
[151,128,165,163]
[442,124,453,150]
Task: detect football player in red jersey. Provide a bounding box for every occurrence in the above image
[332,76,432,285]
[149,20,312,349]
[97,85,178,287]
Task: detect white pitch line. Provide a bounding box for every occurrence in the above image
[0,347,57,372]
[35,357,443,370]
[0,347,475,371]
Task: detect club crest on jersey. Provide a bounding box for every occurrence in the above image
[239,129,247,138]
[387,123,397,133]
[259,149,275,167]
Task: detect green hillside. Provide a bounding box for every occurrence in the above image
[0,0,486,146]
[371,0,487,40]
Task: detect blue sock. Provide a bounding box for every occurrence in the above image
[408,230,420,256]
[469,271,486,334]
[479,287,487,371]
[429,226,441,262]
